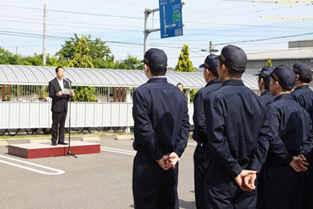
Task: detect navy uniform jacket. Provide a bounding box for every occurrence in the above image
[204,80,267,177]
[292,85,313,129]
[49,78,70,112]
[132,77,190,161]
[260,94,313,165]
[259,91,275,106]
[193,78,221,144]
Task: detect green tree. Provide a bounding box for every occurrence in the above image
[175,44,196,102]
[57,34,111,60]
[267,58,272,67]
[175,44,194,72]
[68,35,96,102]
[0,47,20,65]
[68,36,94,68]
[115,54,143,70]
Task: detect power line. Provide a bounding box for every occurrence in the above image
[0,4,143,20]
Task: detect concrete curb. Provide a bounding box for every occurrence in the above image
[114,135,134,140]
[0,141,8,147]
[81,136,101,142]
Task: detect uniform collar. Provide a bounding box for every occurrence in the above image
[274,93,293,102]
[261,91,272,96]
[222,79,244,87]
[205,78,220,87]
[294,85,309,91]
[147,77,167,83]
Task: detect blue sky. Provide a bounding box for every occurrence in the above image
[0,0,312,68]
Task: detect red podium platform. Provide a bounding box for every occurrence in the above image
[8,141,101,159]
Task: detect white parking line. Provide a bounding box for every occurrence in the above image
[101,146,136,156]
[0,155,65,175]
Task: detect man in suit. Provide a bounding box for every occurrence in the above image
[132,48,190,209]
[49,66,74,146]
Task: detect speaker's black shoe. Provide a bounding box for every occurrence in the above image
[51,142,57,146]
[58,142,68,145]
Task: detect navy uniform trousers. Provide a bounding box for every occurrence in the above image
[132,151,179,209]
[205,163,257,209]
[263,164,304,209]
[193,79,221,209]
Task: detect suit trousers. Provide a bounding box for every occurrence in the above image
[132,151,179,209]
[194,144,209,209]
[205,163,257,209]
[264,164,304,209]
[51,111,67,144]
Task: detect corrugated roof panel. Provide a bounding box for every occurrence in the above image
[25,66,49,83]
[125,70,148,86]
[82,68,104,85]
[167,71,205,88]
[116,70,142,86]
[0,65,259,90]
[92,69,112,85]
[103,70,124,86]
[65,68,86,85]
[73,68,97,85]
[0,66,11,83]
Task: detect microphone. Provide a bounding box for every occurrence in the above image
[66,78,73,83]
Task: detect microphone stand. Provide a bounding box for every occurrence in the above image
[66,81,77,158]
[55,80,77,158]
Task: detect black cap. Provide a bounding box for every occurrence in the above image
[142,48,167,67]
[254,66,274,78]
[293,63,312,77]
[199,54,218,73]
[270,65,296,90]
[215,45,247,72]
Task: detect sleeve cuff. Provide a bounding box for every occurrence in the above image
[284,154,294,164]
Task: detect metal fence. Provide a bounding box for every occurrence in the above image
[0,102,194,130]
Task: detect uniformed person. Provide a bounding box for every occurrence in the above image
[193,55,221,209]
[260,65,313,209]
[256,66,275,106]
[132,48,190,209]
[291,63,313,209]
[203,45,267,209]
[254,65,275,209]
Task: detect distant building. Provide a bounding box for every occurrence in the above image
[246,39,313,70]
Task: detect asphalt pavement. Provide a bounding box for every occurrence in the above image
[0,135,197,209]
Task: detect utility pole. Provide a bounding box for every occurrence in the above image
[43,4,47,66]
[143,2,185,55]
[143,7,160,55]
[202,41,218,54]
[16,46,18,55]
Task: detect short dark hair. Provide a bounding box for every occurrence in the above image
[149,63,167,76]
[258,75,270,90]
[55,66,65,72]
[299,73,312,83]
[225,65,243,78]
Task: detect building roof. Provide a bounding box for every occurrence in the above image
[0,65,259,90]
[247,47,313,60]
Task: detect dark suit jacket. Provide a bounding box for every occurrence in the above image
[49,78,70,112]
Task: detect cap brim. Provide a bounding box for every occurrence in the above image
[253,73,260,76]
[199,64,205,68]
